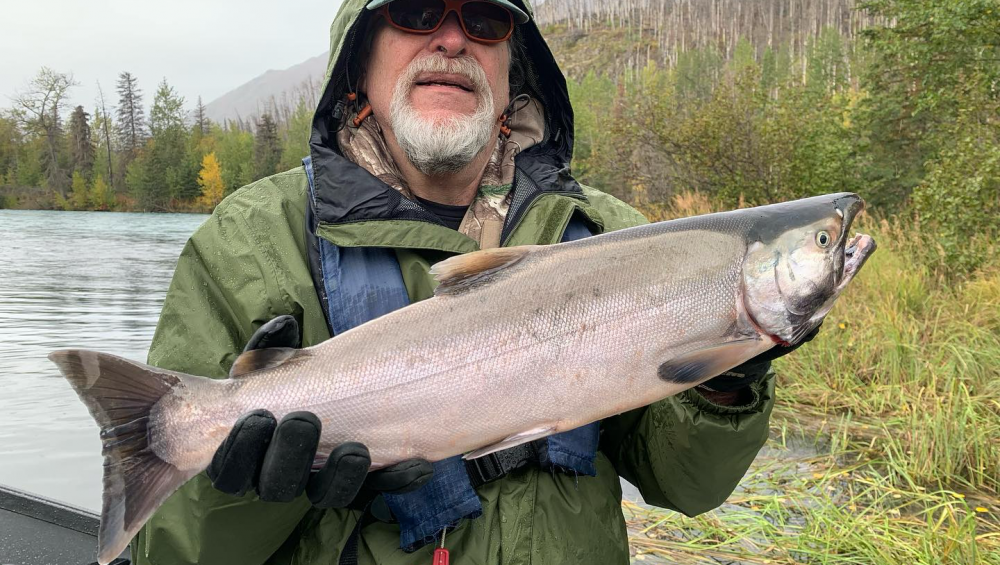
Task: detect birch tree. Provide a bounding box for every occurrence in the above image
[11,67,77,194]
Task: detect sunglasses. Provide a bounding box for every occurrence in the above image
[380,0,515,43]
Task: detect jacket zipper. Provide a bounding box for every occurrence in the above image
[501,190,587,247]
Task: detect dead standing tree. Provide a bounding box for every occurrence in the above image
[531,0,879,77]
[96,82,115,187]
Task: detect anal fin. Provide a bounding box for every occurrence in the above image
[657,339,774,385]
[463,426,556,460]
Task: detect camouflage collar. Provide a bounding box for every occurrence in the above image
[334,98,547,248]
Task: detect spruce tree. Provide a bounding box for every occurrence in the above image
[150,79,186,136]
[116,71,146,159]
[146,78,194,206]
[253,113,281,179]
[194,96,210,137]
[68,105,94,177]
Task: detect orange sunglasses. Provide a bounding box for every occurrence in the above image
[380,0,515,43]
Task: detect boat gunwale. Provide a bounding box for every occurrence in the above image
[0,483,99,537]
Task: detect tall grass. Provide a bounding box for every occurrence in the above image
[776,216,1000,493]
[630,193,1000,562]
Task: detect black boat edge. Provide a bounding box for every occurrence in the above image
[0,483,130,565]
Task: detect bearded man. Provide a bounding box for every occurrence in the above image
[132,0,800,563]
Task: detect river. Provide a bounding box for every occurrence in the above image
[0,209,208,511]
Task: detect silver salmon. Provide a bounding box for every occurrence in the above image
[50,192,876,563]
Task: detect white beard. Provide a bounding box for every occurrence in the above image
[389,55,497,176]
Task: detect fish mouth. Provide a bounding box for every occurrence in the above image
[839,233,877,290]
[835,194,865,234]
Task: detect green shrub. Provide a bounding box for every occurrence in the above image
[912,113,1000,277]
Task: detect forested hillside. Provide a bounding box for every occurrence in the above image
[536,0,876,76]
[545,0,998,276]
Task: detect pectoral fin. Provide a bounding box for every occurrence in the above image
[463,426,556,460]
[657,339,773,385]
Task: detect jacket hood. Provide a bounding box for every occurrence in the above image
[307,0,578,226]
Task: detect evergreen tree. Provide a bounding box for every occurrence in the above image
[125,149,156,210]
[148,78,196,203]
[194,96,210,137]
[150,79,186,136]
[116,72,146,159]
[68,105,95,177]
[253,113,281,179]
[69,170,89,209]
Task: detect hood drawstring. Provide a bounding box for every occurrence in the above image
[347,92,373,127]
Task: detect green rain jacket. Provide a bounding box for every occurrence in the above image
[133,0,774,563]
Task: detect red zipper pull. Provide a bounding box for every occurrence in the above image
[432,526,450,565]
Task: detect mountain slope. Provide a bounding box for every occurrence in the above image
[204,0,871,124]
[204,52,328,125]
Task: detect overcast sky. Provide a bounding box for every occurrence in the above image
[1,0,342,114]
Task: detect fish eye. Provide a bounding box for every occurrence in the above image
[816,230,831,248]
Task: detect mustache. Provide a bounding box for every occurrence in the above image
[400,54,491,97]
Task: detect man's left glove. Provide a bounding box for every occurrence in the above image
[700,323,822,393]
[206,315,434,508]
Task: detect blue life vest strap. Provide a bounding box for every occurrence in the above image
[304,156,599,552]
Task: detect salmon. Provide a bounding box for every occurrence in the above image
[50,192,876,563]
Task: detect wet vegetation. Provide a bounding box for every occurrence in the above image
[627,194,999,563]
[546,0,1000,560]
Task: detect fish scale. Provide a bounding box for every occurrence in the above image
[50,192,876,563]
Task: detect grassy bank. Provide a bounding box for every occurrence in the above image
[626,193,1000,563]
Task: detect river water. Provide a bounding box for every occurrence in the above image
[0,209,208,511]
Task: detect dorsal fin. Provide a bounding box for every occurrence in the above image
[430,245,539,296]
[229,348,300,378]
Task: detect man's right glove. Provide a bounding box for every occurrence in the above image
[206,315,434,508]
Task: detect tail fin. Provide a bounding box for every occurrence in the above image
[49,350,200,565]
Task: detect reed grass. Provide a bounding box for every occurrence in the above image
[628,193,1000,563]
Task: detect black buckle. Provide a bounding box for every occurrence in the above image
[464,443,536,489]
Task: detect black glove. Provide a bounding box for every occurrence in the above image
[700,323,822,393]
[207,315,434,507]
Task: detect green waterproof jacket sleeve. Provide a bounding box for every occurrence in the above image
[601,376,775,516]
[131,184,314,565]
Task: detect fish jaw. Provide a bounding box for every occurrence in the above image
[838,233,877,292]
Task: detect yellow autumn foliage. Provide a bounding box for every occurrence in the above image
[196,152,225,211]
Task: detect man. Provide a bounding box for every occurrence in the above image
[133,0,797,562]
